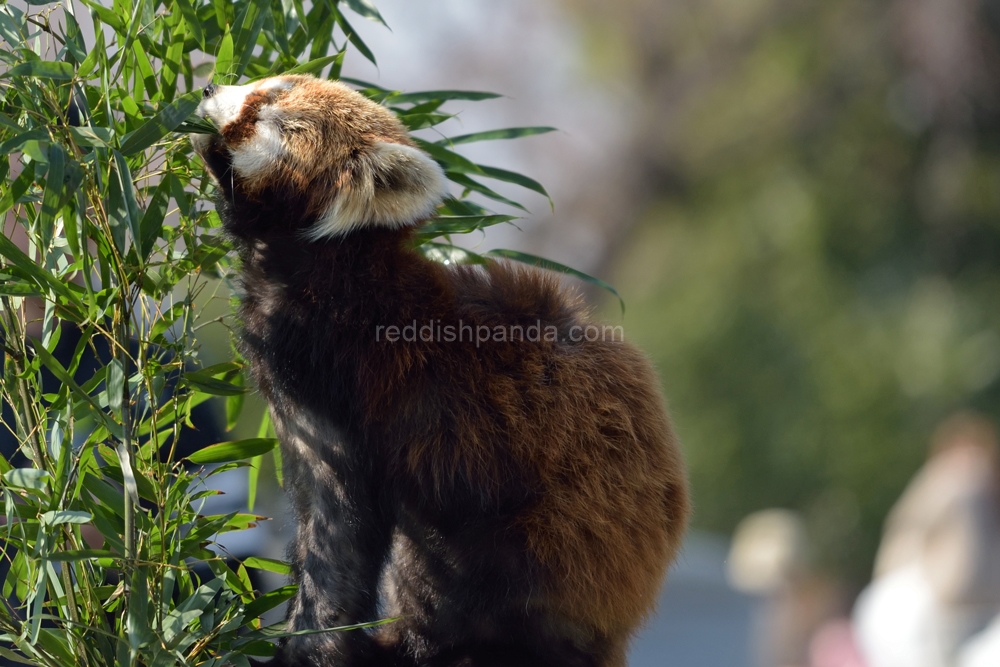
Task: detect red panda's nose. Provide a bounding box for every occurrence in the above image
[203,83,218,99]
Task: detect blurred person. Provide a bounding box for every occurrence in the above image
[854,412,1000,667]
[729,509,847,667]
[809,619,866,667]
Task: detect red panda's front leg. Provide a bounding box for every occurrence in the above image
[269,402,393,667]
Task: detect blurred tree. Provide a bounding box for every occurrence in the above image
[566,0,1000,584]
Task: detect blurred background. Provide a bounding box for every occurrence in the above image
[9,0,993,663]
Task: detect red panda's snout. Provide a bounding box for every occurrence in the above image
[192,74,447,240]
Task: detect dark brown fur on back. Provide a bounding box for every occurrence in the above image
[194,75,689,667]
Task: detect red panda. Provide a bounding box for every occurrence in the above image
[192,74,689,667]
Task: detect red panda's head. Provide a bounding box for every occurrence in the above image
[192,75,446,240]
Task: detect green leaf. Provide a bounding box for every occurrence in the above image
[242,585,296,622]
[412,138,483,174]
[106,358,124,416]
[177,116,219,135]
[108,150,141,254]
[39,142,65,249]
[162,608,203,647]
[175,578,224,617]
[39,510,92,526]
[2,469,51,493]
[33,629,73,667]
[444,172,527,212]
[33,342,119,436]
[233,0,269,79]
[416,242,487,265]
[138,176,171,260]
[279,53,343,76]
[214,26,234,81]
[0,281,42,297]
[187,438,278,465]
[342,0,388,27]
[150,302,186,342]
[184,369,247,396]
[127,567,152,651]
[79,0,124,31]
[440,126,558,146]
[456,164,551,203]
[485,249,626,316]
[0,128,50,156]
[46,549,118,562]
[120,92,201,155]
[420,215,517,238]
[225,371,246,430]
[334,9,376,66]
[76,23,106,79]
[174,0,205,49]
[0,233,84,309]
[132,38,160,101]
[242,556,291,575]
[68,125,113,147]
[0,61,74,80]
[380,88,502,105]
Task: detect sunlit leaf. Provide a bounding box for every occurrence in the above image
[333,9,376,66]
[120,92,201,155]
[187,438,278,465]
[440,126,557,146]
[0,61,74,80]
[343,0,388,27]
[39,510,92,525]
[214,25,234,81]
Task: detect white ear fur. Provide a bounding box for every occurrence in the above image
[307,141,446,240]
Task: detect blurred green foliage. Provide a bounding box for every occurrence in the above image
[578,0,1000,583]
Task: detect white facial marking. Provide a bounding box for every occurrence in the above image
[197,83,255,128]
[196,78,294,129]
[230,122,284,177]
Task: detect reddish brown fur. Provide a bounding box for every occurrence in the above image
[195,74,690,667]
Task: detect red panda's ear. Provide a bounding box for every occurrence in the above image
[308,141,446,240]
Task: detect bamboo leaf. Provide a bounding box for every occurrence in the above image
[0,61,74,80]
[0,233,82,306]
[0,128,49,156]
[342,0,388,27]
[233,0,269,79]
[39,510,92,526]
[242,556,291,575]
[419,215,517,238]
[279,53,343,76]
[214,26,234,81]
[187,438,278,465]
[184,369,247,396]
[120,92,201,155]
[453,163,551,204]
[416,242,487,265]
[440,126,557,146]
[46,549,118,562]
[412,138,483,174]
[333,8,376,66]
[381,88,502,105]
[138,176,170,260]
[108,150,140,254]
[444,172,527,212]
[174,0,205,49]
[38,142,65,249]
